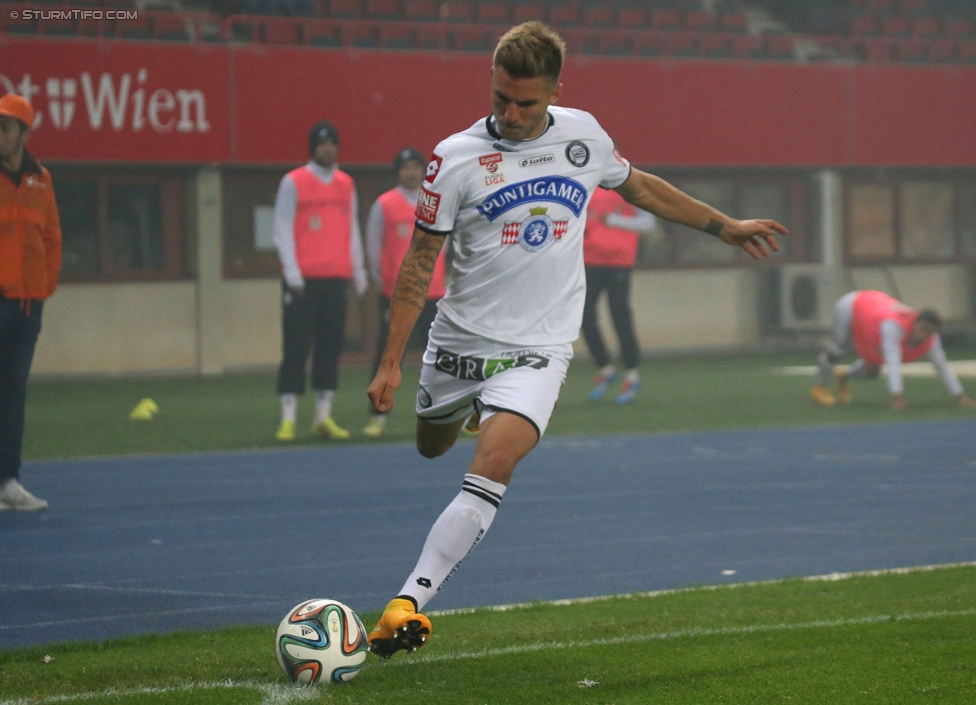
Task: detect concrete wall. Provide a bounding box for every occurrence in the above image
[29,165,973,376]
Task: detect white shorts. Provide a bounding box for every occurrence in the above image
[415,317,572,438]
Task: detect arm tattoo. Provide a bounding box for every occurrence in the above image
[392,232,441,312]
[704,219,724,237]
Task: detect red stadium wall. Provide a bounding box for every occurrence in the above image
[4,36,976,167]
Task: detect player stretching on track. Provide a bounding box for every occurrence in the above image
[366,21,788,658]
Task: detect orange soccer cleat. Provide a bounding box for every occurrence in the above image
[368,598,432,659]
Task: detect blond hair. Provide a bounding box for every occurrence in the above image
[493,21,566,85]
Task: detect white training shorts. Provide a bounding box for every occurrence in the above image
[415,316,572,438]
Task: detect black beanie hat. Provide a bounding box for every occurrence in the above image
[393,147,426,173]
[308,120,339,156]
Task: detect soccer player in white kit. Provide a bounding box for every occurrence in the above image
[366,21,789,659]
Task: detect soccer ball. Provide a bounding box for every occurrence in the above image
[275,598,369,684]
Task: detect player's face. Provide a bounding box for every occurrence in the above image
[312,139,339,168]
[0,116,28,169]
[910,319,937,345]
[397,160,425,190]
[490,65,561,142]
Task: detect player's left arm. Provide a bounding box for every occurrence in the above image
[613,168,788,260]
[926,334,976,408]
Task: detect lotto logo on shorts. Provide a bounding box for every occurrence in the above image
[435,347,550,381]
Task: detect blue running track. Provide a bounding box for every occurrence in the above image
[2,419,974,650]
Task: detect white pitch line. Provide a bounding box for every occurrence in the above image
[4,608,975,705]
[429,560,976,617]
[393,608,976,666]
[0,681,319,705]
[773,360,976,378]
[4,563,975,704]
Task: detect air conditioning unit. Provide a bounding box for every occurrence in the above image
[777,264,834,330]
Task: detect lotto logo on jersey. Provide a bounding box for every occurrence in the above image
[425,153,443,184]
[416,186,441,224]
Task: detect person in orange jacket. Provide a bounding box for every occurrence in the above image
[0,93,61,511]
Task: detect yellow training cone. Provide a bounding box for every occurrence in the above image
[129,398,159,421]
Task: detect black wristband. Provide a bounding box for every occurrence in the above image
[704,219,723,237]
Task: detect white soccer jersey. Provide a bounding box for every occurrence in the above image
[417,106,631,345]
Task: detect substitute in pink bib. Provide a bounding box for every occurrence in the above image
[811,290,975,410]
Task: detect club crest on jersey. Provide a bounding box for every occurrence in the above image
[501,207,569,253]
[479,152,506,186]
[565,140,590,167]
[477,176,587,221]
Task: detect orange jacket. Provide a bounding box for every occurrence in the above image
[0,151,61,300]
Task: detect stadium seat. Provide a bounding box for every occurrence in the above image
[512,1,545,24]
[225,15,257,41]
[475,1,510,25]
[115,16,154,40]
[402,0,438,22]
[860,37,894,62]
[365,0,401,21]
[730,33,764,60]
[699,33,732,59]
[38,18,77,37]
[304,18,341,45]
[326,0,362,19]
[765,35,795,61]
[414,22,448,49]
[684,10,716,33]
[895,37,927,62]
[379,23,416,48]
[597,30,633,57]
[345,21,379,46]
[881,15,910,37]
[959,40,976,65]
[154,14,192,41]
[561,28,599,55]
[651,8,681,31]
[943,18,971,38]
[633,32,665,58]
[440,0,474,23]
[719,11,748,33]
[582,6,614,29]
[664,32,697,58]
[927,38,957,63]
[812,36,856,62]
[910,15,940,38]
[616,7,648,30]
[75,18,103,37]
[848,14,879,36]
[548,4,580,28]
[450,24,493,51]
[262,18,301,43]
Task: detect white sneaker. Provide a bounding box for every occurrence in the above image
[0,479,49,511]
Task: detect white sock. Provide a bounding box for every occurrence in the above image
[625,369,640,383]
[280,394,298,424]
[314,390,334,424]
[600,365,616,378]
[398,474,507,611]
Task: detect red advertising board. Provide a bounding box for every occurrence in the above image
[3,36,976,167]
[0,37,232,162]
